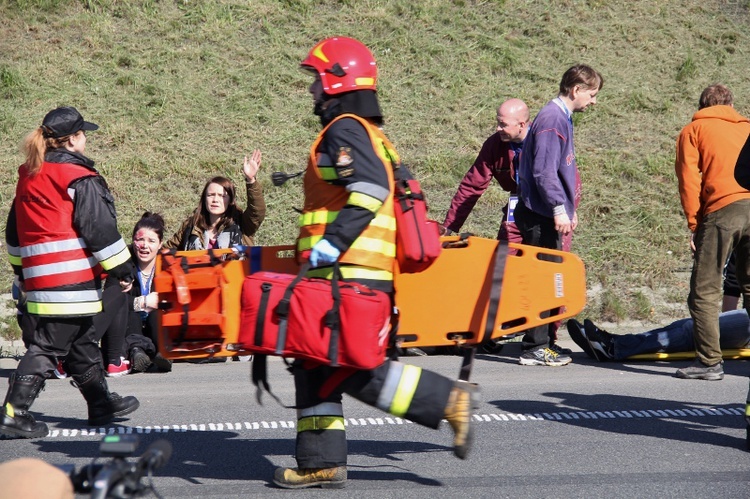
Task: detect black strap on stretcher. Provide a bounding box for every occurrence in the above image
[458,240,509,382]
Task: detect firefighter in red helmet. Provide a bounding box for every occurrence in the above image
[272,36,480,489]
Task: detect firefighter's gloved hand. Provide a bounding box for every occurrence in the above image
[309,239,341,268]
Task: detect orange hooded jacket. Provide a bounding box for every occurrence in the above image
[675,105,750,231]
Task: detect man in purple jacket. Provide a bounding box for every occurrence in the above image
[442,98,530,246]
[515,64,604,367]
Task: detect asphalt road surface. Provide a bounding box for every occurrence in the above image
[1,344,749,498]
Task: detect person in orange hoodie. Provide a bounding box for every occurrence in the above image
[674,83,750,381]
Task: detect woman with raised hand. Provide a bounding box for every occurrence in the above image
[164,150,266,250]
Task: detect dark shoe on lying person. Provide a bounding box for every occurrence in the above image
[566,320,597,360]
[150,353,173,373]
[130,347,152,373]
[583,319,615,361]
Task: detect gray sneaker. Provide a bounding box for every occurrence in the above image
[675,359,724,381]
[519,347,572,366]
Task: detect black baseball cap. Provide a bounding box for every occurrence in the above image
[41,106,99,138]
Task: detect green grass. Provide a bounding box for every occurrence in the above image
[1,0,749,340]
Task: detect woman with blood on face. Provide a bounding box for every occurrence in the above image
[123,212,174,373]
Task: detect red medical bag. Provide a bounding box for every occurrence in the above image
[237,265,391,369]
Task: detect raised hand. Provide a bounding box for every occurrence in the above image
[243,149,262,183]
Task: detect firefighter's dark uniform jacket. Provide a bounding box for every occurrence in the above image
[298,113,398,292]
[292,109,454,469]
[6,149,133,317]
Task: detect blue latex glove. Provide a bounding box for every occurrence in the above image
[309,239,341,268]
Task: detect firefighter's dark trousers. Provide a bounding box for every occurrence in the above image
[293,359,454,468]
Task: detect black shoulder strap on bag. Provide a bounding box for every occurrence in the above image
[251,354,288,407]
[387,305,401,361]
[458,241,509,382]
[324,264,343,367]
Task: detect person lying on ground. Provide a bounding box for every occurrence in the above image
[566,310,750,362]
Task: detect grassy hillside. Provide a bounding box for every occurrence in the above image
[1,0,749,338]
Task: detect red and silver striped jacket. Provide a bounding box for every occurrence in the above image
[6,150,133,317]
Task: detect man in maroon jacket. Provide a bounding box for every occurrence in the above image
[442,98,529,246]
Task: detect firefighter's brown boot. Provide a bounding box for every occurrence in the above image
[444,380,480,459]
[272,466,347,489]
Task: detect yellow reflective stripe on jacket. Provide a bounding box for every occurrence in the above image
[353,236,396,257]
[306,265,393,282]
[318,166,338,180]
[297,416,346,432]
[746,404,750,417]
[299,211,339,226]
[298,234,395,257]
[299,210,396,230]
[348,191,383,214]
[7,244,21,268]
[26,300,102,316]
[94,238,131,271]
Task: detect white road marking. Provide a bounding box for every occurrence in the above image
[40,405,745,439]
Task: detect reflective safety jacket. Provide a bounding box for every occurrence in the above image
[297,114,398,285]
[7,153,132,317]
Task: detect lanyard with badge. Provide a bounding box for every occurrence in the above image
[506,141,523,223]
[136,270,153,321]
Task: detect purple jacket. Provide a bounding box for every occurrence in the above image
[518,100,577,219]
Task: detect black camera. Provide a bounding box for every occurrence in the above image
[61,435,172,499]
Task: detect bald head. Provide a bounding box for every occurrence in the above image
[496,98,530,143]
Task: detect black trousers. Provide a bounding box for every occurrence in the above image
[94,285,129,366]
[292,359,454,468]
[124,310,158,358]
[16,316,102,378]
[514,201,563,350]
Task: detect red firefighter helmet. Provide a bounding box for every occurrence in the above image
[301,36,377,95]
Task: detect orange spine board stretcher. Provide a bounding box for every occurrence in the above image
[394,236,586,348]
[153,236,586,358]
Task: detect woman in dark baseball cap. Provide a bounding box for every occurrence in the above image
[0,106,140,439]
[22,106,98,175]
[40,106,99,139]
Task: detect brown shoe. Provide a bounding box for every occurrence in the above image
[444,380,480,459]
[272,466,347,489]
